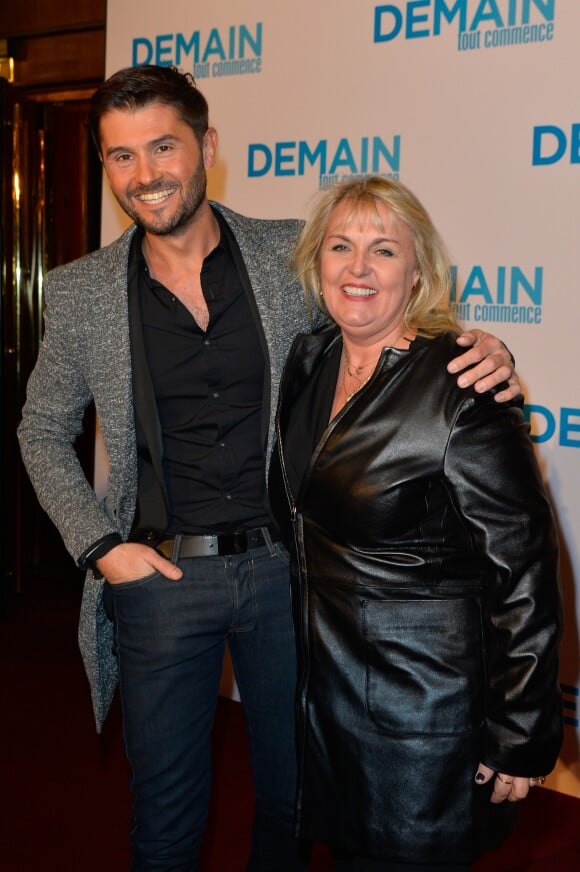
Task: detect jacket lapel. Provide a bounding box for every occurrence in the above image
[126,233,168,531]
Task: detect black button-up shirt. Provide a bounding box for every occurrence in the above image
[137,211,270,534]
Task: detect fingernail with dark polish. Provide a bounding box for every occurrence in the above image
[475,773,485,782]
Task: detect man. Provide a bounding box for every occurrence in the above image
[18,65,518,871]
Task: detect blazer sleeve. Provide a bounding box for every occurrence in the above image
[17,264,124,563]
[443,391,563,776]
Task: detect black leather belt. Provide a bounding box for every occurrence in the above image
[157,526,275,559]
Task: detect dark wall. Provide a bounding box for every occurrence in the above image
[0,1,106,597]
[0,0,106,34]
[0,0,106,92]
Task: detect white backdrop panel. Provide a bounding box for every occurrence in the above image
[102,0,580,797]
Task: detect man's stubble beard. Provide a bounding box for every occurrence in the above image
[116,165,208,237]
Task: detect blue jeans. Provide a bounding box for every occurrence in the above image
[108,541,306,871]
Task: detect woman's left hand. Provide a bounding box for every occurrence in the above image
[475,763,536,804]
[447,329,520,402]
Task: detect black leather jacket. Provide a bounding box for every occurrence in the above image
[271,326,562,863]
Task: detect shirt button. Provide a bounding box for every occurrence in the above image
[225,494,232,501]
[204,339,211,347]
[211,391,219,399]
[219,442,226,448]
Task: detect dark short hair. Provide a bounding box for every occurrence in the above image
[89,65,209,152]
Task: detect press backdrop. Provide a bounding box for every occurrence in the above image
[98,0,580,798]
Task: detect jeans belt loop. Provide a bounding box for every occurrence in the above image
[171,535,182,564]
[261,525,275,557]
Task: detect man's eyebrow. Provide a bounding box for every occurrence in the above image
[104,135,180,158]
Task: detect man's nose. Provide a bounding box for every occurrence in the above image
[134,155,159,186]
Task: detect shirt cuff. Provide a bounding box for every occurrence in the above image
[78,533,123,571]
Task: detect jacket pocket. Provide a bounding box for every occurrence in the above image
[362,597,483,736]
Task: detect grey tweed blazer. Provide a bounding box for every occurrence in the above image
[18,203,312,731]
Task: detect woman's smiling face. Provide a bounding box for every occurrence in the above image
[319,198,420,346]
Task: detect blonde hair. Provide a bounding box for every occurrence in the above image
[293,176,459,337]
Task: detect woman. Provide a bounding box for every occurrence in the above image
[270,176,562,870]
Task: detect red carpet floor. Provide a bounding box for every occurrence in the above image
[1,569,578,871]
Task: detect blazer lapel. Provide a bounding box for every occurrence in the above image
[126,235,167,528]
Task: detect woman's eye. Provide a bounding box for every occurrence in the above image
[376,248,394,257]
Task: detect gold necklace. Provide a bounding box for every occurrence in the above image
[342,368,375,402]
[342,347,381,401]
[342,332,408,402]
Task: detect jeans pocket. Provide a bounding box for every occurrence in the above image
[272,541,291,565]
[106,569,162,593]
